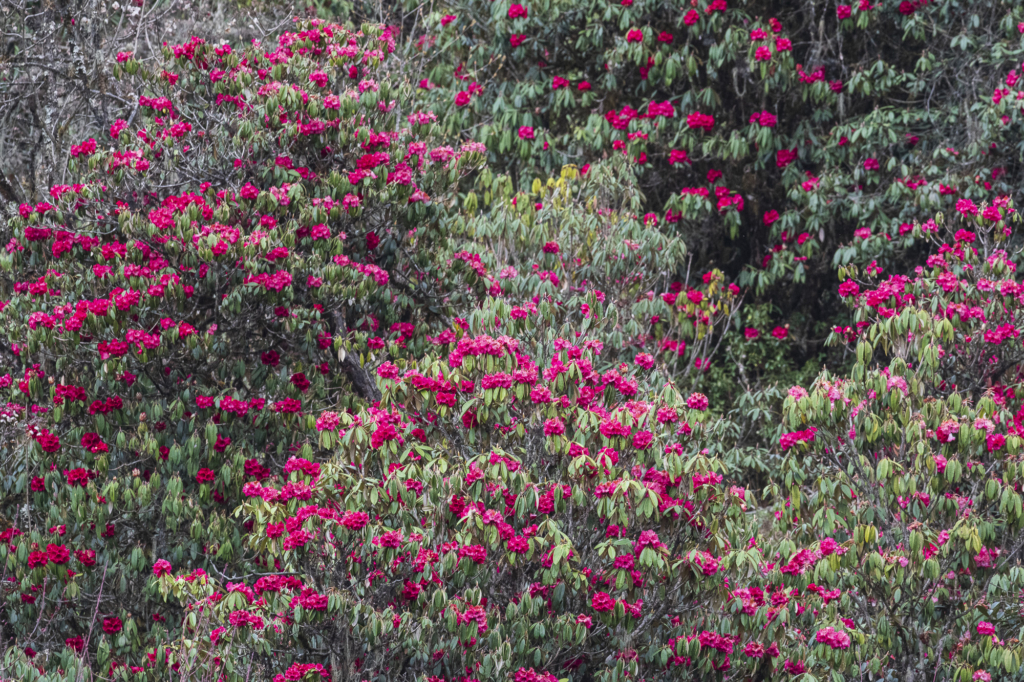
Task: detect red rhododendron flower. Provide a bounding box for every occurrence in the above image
[838,280,859,297]
[36,430,60,453]
[592,592,616,612]
[46,544,70,564]
[776,148,798,167]
[686,393,709,411]
[686,112,714,131]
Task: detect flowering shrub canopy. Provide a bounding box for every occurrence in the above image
[2,6,1024,682]
[0,15,733,682]
[408,0,1024,312]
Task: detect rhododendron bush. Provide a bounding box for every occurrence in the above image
[0,15,740,682]
[158,197,1024,682]
[773,203,1024,682]
[5,4,1024,682]
[406,0,1024,342]
[157,323,755,682]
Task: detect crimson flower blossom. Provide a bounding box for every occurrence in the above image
[46,544,70,564]
[686,393,709,411]
[591,591,616,612]
[776,148,798,167]
[838,280,860,297]
[686,112,714,131]
[669,149,689,164]
[543,418,565,436]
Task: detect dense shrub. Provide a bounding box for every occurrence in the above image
[0,15,734,681]
[405,0,1024,322]
[776,202,1024,682]
[0,16,485,678]
[164,201,1024,682]
[4,4,1024,682]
